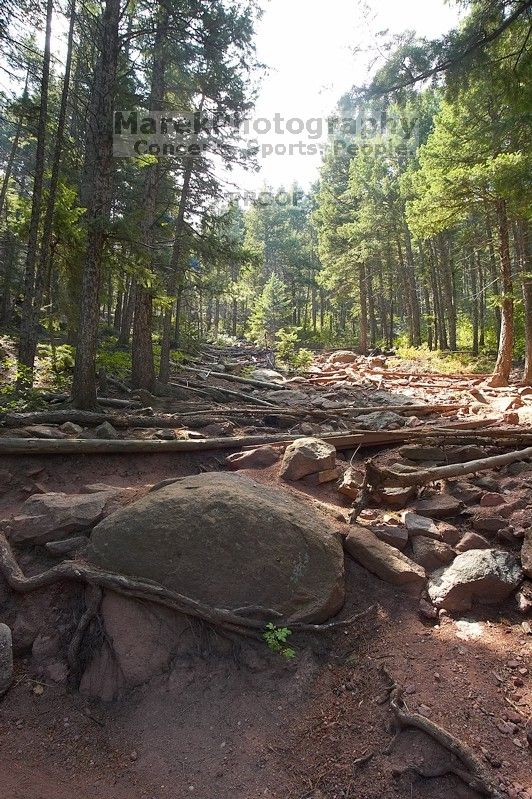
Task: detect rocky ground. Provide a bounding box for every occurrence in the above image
[0,346,531,799]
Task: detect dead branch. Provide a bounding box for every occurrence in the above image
[368,446,532,489]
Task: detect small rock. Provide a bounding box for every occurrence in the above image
[353,411,406,430]
[153,429,177,441]
[448,481,483,505]
[503,412,520,425]
[318,466,343,484]
[428,549,523,611]
[419,598,438,620]
[480,492,506,508]
[515,580,532,615]
[0,623,13,697]
[23,425,68,439]
[249,368,285,384]
[505,461,532,477]
[521,530,532,578]
[404,512,439,538]
[45,661,68,684]
[280,437,336,481]
[327,350,358,364]
[436,522,461,546]
[337,466,365,500]
[411,536,455,571]
[415,494,462,519]
[263,389,308,406]
[473,476,501,492]
[372,524,409,551]
[299,422,314,435]
[472,512,507,533]
[59,422,83,435]
[344,526,426,595]
[5,491,115,545]
[201,422,236,437]
[45,536,88,556]
[94,422,120,440]
[226,446,280,470]
[456,532,491,552]
[378,486,417,509]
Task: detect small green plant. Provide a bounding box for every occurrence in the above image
[275,327,313,371]
[263,622,296,659]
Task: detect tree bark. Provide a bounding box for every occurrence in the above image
[22,0,76,374]
[72,0,122,409]
[131,4,168,391]
[18,0,53,381]
[159,156,194,382]
[0,73,28,218]
[358,262,368,354]
[517,220,532,384]
[490,199,514,386]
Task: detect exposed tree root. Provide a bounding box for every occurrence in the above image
[0,534,373,639]
[382,668,501,798]
[67,584,102,686]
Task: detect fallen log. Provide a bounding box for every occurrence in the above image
[367,445,532,488]
[0,420,503,457]
[170,379,278,407]
[0,409,188,429]
[174,362,286,391]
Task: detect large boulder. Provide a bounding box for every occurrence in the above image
[86,472,345,623]
[280,437,336,481]
[344,526,426,595]
[4,491,116,545]
[428,549,523,611]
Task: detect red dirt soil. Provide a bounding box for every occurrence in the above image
[0,452,531,799]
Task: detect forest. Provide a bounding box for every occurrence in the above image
[0,0,530,410]
[0,3,532,799]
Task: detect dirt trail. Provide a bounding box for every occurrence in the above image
[0,346,531,799]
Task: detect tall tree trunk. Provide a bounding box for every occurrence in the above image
[22,0,76,375]
[132,4,168,391]
[118,279,135,347]
[159,156,194,383]
[18,0,53,382]
[484,204,502,340]
[470,249,479,355]
[490,199,514,386]
[358,262,368,354]
[402,224,421,346]
[0,73,28,218]
[437,235,456,351]
[477,252,485,349]
[0,228,17,323]
[72,0,121,409]
[517,220,532,384]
